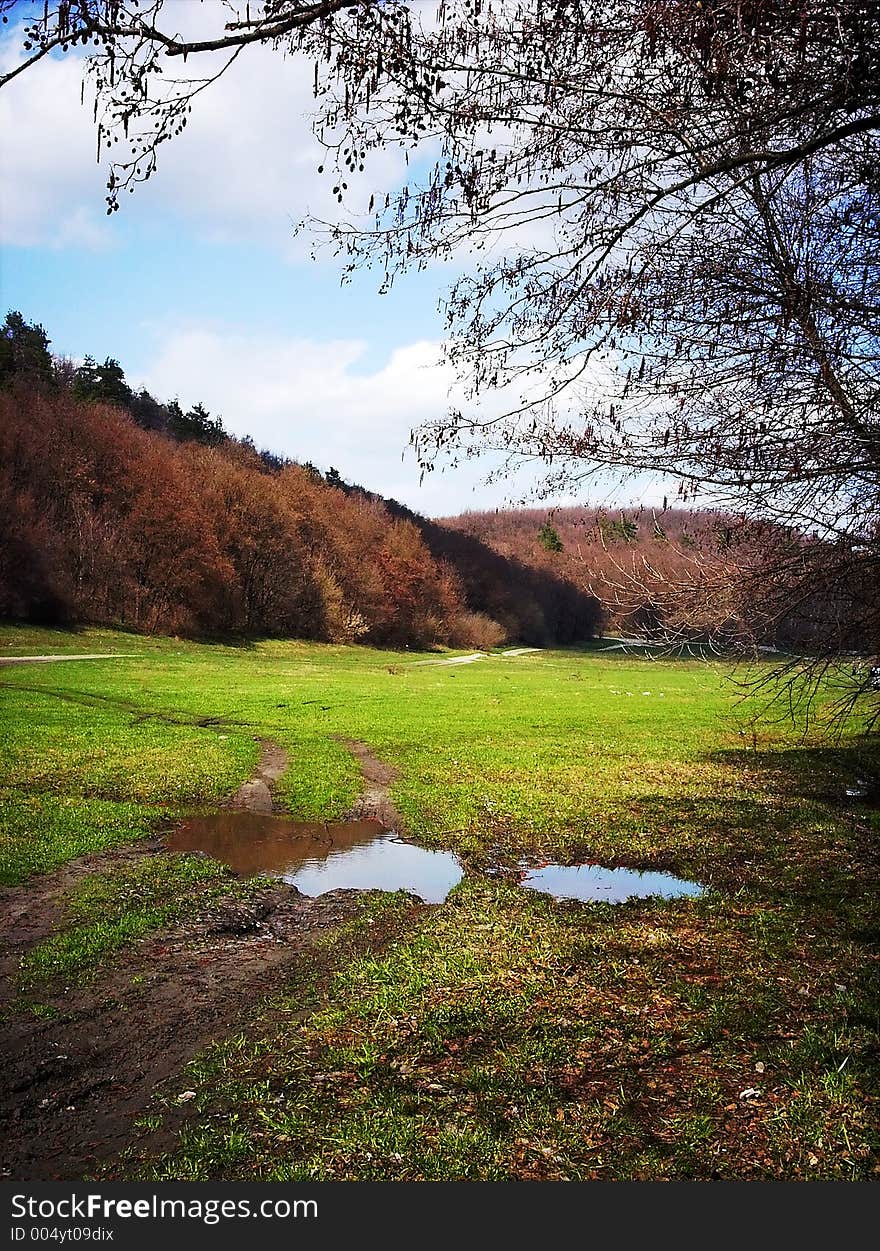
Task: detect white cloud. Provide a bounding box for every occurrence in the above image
[0,4,535,264]
[134,323,588,516]
[0,45,112,248]
[0,5,405,254]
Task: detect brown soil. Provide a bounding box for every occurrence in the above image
[0,735,413,1181]
[0,884,370,1181]
[341,738,405,830]
[226,739,289,815]
[0,839,166,977]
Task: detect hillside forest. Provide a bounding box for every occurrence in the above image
[0,310,840,651]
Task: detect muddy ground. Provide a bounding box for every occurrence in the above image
[341,737,404,830]
[0,738,415,1181]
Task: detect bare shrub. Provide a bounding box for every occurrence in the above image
[448,611,507,651]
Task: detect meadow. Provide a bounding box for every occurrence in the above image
[0,624,877,1180]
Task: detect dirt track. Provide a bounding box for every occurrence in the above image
[227,740,289,814]
[0,884,369,1181]
[410,647,542,668]
[0,737,413,1181]
[341,737,405,830]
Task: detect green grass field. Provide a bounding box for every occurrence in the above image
[1,624,877,1179]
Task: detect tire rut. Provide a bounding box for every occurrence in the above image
[0,884,369,1181]
[339,738,405,831]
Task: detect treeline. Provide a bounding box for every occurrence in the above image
[0,312,602,647]
[0,310,271,462]
[318,496,603,645]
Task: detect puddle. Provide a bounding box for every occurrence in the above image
[169,813,462,904]
[520,862,704,903]
[844,777,879,803]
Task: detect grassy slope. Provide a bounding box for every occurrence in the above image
[1,624,877,1179]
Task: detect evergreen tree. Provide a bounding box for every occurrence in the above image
[73,355,132,408]
[538,521,564,553]
[167,400,226,446]
[128,388,168,433]
[0,311,54,389]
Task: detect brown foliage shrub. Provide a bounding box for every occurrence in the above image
[447,610,507,650]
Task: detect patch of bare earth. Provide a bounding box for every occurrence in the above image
[0,840,166,971]
[340,738,404,831]
[0,885,370,1181]
[225,739,289,815]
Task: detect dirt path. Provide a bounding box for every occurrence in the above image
[410,647,543,668]
[0,839,166,976]
[0,735,411,1180]
[0,884,377,1181]
[227,739,289,815]
[340,739,405,831]
[0,741,287,965]
[0,654,139,666]
[410,651,488,667]
[599,637,655,651]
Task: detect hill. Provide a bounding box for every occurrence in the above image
[440,504,813,646]
[0,311,602,648]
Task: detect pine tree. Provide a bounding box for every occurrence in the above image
[538,521,563,553]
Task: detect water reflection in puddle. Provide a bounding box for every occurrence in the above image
[169,813,462,904]
[520,862,703,904]
[844,777,879,803]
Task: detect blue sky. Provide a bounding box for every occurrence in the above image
[0,1,640,516]
[3,221,448,382]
